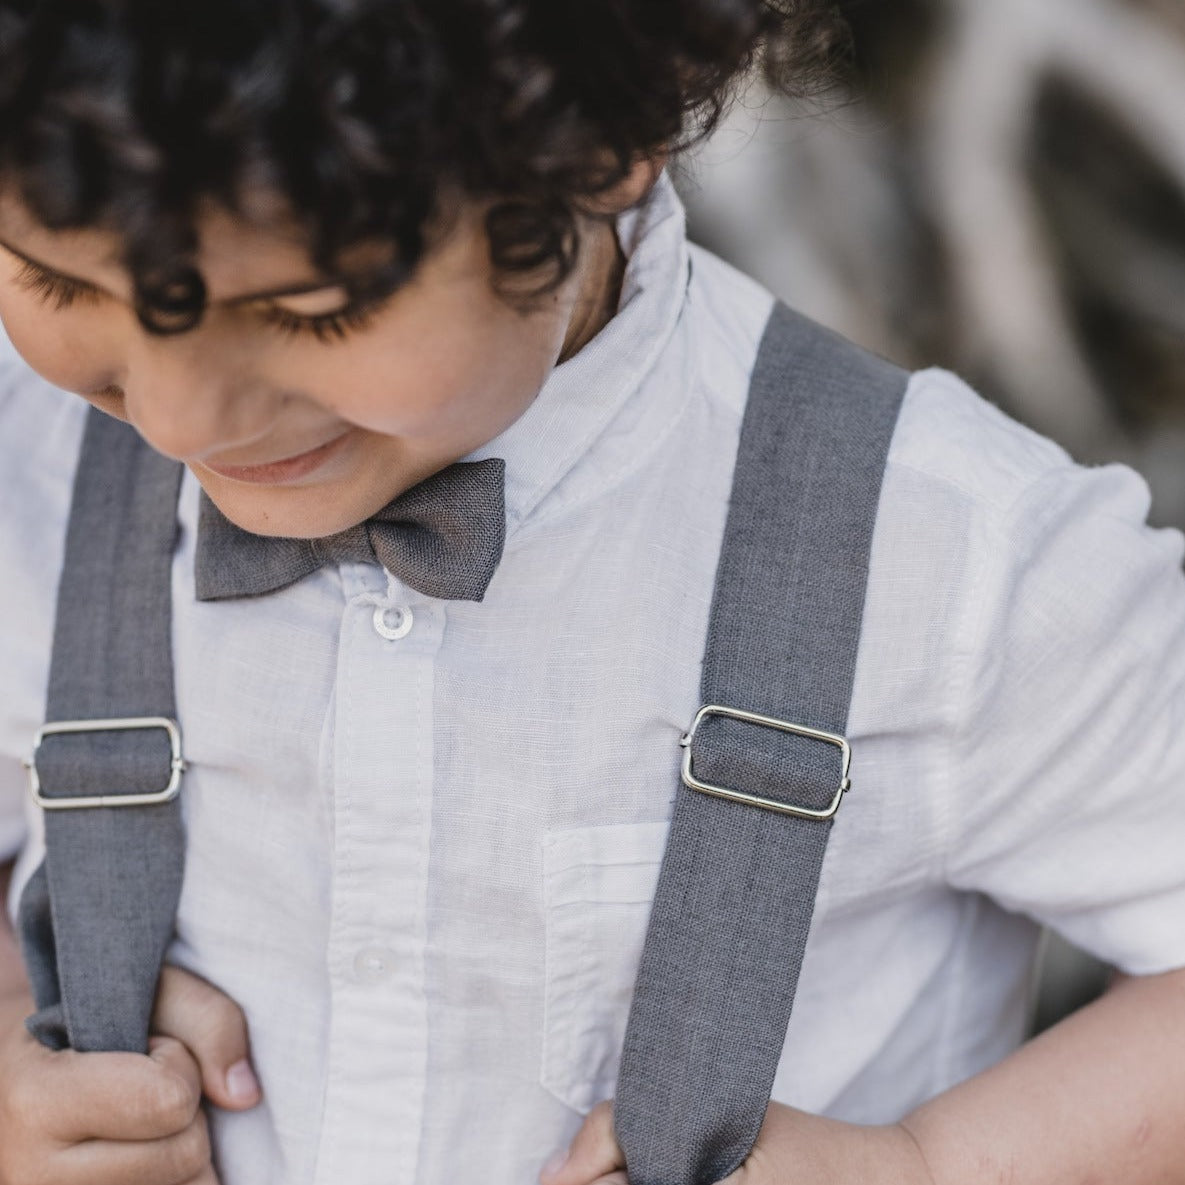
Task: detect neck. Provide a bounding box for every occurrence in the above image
[557,218,627,365]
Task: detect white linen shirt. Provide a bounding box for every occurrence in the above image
[2,174,1185,1185]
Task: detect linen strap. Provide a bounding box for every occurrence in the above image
[614,301,908,1185]
[18,409,185,1054]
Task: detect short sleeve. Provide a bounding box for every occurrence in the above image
[945,457,1185,975]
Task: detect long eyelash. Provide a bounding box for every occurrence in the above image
[10,256,387,342]
[258,302,383,344]
[12,260,103,311]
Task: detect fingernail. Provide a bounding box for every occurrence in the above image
[226,1058,260,1103]
[542,1150,569,1179]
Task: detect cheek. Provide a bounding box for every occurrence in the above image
[0,300,118,395]
[294,314,559,440]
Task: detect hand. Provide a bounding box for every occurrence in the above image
[539,1098,935,1185]
[0,964,261,1185]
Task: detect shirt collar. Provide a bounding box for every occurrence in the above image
[470,170,692,531]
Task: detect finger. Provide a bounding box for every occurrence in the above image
[59,1109,211,1185]
[180,1168,222,1185]
[28,1036,202,1143]
[152,965,261,1110]
[541,1100,625,1185]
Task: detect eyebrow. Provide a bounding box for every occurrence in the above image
[0,235,347,307]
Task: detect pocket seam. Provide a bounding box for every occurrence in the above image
[539,821,669,1114]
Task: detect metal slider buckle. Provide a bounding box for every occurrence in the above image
[24,717,186,811]
[679,704,851,820]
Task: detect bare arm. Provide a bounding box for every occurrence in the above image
[901,964,1185,1184]
[547,965,1185,1185]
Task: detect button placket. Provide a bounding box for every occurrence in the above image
[318,587,442,1184]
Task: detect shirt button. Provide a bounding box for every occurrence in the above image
[353,946,398,984]
[372,605,413,640]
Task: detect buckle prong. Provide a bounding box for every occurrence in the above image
[27,717,186,811]
[680,704,850,820]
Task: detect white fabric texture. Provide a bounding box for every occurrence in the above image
[1,173,1185,1185]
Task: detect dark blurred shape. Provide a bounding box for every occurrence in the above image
[682,0,1185,527]
[1031,933,1114,1035]
[1030,76,1185,439]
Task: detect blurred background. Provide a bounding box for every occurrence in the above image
[678,0,1185,529]
[677,0,1185,1029]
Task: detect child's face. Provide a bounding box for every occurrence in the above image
[0,188,623,539]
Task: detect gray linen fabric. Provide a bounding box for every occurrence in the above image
[194,459,506,603]
[19,409,185,1054]
[614,302,908,1184]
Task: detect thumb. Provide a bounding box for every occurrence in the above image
[151,964,262,1112]
[541,1100,628,1185]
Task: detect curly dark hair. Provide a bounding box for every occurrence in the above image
[0,0,850,333]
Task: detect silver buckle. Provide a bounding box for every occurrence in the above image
[25,717,186,811]
[679,704,851,820]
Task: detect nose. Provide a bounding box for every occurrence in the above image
[119,332,273,462]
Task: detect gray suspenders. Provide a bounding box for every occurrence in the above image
[615,303,905,1184]
[18,301,907,1179]
[19,412,185,1053]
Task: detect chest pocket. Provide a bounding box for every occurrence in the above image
[540,821,670,1114]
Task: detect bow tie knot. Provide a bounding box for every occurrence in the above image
[195,458,507,602]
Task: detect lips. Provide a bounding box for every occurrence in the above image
[202,432,351,485]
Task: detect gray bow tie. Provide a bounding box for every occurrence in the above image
[194,459,506,602]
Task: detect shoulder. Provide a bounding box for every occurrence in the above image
[889,367,1083,515]
[854,362,1183,766]
[875,366,1180,647]
[0,320,87,657]
[674,261,1161,574]
[881,367,1174,596]
[0,322,88,504]
[676,259,1158,548]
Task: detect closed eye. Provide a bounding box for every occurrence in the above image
[12,258,104,310]
[6,249,399,342]
[254,300,387,343]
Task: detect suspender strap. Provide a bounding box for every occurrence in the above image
[614,302,908,1185]
[18,409,185,1054]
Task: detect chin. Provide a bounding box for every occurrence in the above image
[196,472,389,540]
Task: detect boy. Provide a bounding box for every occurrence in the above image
[1,3,1184,1184]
